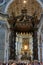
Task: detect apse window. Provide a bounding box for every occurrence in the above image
[24,45,28,50]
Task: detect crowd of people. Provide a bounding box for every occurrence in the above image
[0,60,43,65]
